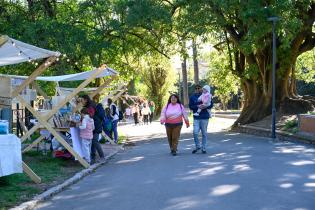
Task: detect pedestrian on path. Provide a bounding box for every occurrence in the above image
[132,104,139,125]
[142,103,151,125]
[189,84,213,154]
[108,98,119,143]
[149,101,155,123]
[103,107,112,140]
[160,94,190,156]
[193,85,212,117]
[79,108,94,164]
[81,94,105,163]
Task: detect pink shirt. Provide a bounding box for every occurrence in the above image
[198,92,212,106]
[160,103,189,125]
[79,115,95,140]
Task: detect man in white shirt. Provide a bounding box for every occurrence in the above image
[108,98,119,143]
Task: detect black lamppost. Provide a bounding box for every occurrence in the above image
[268,16,279,139]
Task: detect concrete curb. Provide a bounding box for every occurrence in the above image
[233,125,315,145]
[10,149,121,210]
[213,114,239,119]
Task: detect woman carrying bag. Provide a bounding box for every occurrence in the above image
[160,94,190,156]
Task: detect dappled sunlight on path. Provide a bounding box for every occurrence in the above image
[118,117,236,142]
[36,117,315,210]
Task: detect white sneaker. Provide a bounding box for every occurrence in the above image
[193,113,200,116]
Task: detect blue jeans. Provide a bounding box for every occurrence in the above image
[111,120,119,143]
[193,119,209,150]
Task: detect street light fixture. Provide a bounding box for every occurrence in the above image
[268,16,279,139]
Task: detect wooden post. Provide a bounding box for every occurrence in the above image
[72,76,115,113]
[17,67,107,168]
[17,95,90,168]
[101,131,115,145]
[11,56,57,97]
[32,82,49,99]
[22,135,45,153]
[21,67,106,142]
[112,87,126,102]
[100,84,125,105]
[22,162,41,184]
[0,35,8,47]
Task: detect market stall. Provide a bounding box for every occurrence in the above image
[0,35,60,182]
[2,66,118,170]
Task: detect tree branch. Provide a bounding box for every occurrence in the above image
[298,33,315,55]
[126,31,170,59]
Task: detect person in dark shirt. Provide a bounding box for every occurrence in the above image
[189,84,213,154]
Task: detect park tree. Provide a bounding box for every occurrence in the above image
[296,48,315,84]
[0,0,175,88]
[205,49,240,111]
[177,0,315,125]
[141,54,176,115]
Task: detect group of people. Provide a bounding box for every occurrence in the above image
[160,84,213,156]
[125,100,155,125]
[77,82,211,162]
[78,95,120,164]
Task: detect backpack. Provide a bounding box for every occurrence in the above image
[103,116,112,131]
[93,103,105,134]
[118,111,124,121]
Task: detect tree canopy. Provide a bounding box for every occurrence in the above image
[0,0,314,123]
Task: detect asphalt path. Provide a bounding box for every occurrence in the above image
[36,119,315,210]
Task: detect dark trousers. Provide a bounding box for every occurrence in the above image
[143,115,149,124]
[149,113,154,123]
[91,133,104,160]
[133,113,139,125]
[165,125,182,152]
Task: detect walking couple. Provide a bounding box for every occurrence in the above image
[160,84,213,156]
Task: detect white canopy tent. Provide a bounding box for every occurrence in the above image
[0,35,60,184]
[0,35,60,66]
[0,36,120,174]
[0,66,117,82]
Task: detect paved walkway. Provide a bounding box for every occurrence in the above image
[36,118,315,210]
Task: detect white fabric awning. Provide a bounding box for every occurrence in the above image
[0,35,61,67]
[36,67,117,82]
[0,67,118,82]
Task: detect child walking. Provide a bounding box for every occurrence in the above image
[79,108,95,164]
[193,85,212,117]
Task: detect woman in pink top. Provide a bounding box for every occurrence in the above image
[160,94,190,156]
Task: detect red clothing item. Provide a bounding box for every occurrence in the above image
[87,106,95,117]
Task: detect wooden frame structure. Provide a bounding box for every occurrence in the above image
[1,36,120,183]
[18,67,118,179]
[0,35,62,183]
[12,57,59,183]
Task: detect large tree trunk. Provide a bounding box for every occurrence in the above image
[180,39,189,106]
[192,38,199,84]
[223,3,315,127]
[181,58,189,106]
[143,67,168,116]
[234,52,314,126]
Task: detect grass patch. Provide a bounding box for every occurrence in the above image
[22,132,40,144]
[117,135,127,144]
[0,151,82,209]
[99,135,126,144]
